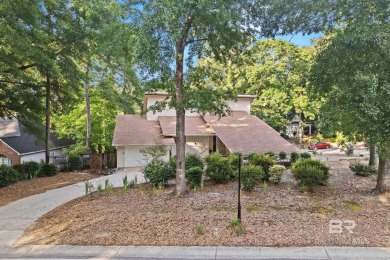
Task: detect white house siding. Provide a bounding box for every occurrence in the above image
[186,136,210,158]
[21,148,65,164]
[146,96,199,121]
[226,99,251,114]
[118,145,173,168]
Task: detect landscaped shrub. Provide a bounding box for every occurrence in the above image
[349,163,376,177]
[269,165,286,184]
[248,153,275,180]
[12,161,41,180]
[185,153,204,171]
[265,151,276,159]
[228,153,241,179]
[300,152,311,159]
[39,163,58,177]
[292,159,329,191]
[186,166,203,189]
[0,165,19,187]
[169,156,176,177]
[241,165,264,192]
[142,159,172,187]
[290,152,300,163]
[278,151,287,160]
[205,152,232,183]
[12,164,26,180]
[69,155,81,171]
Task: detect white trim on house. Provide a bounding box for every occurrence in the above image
[19,146,67,156]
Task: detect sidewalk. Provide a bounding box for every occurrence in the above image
[0,168,389,259]
[0,168,143,246]
[0,244,389,259]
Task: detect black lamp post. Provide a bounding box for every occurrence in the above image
[237,153,242,222]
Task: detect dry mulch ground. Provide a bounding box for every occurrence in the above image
[0,171,97,206]
[18,161,390,247]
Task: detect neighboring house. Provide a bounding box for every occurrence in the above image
[286,114,313,138]
[113,92,298,168]
[0,117,72,166]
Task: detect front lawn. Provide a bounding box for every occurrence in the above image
[18,161,390,247]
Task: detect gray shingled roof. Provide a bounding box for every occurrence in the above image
[0,117,20,138]
[0,119,73,154]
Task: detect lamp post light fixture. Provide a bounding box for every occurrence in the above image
[237,153,242,222]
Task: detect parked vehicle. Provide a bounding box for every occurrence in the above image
[308,142,331,150]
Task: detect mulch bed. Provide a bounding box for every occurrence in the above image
[18,161,390,247]
[0,171,97,206]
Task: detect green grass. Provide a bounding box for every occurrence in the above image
[245,205,265,212]
[344,201,362,210]
[210,206,236,212]
[312,206,333,214]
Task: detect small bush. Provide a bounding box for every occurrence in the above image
[39,163,58,177]
[186,166,203,189]
[290,152,300,163]
[69,155,81,171]
[0,165,19,187]
[142,159,172,187]
[300,152,311,159]
[205,152,232,184]
[265,151,276,159]
[185,153,204,170]
[12,164,26,180]
[13,161,40,180]
[292,159,329,191]
[278,151,287,160]
[168,157,176,178]
[349,163,376,177]
[248,153,274,180]
[269,165,286,184]
[241,165,264,192]
[228,153,240,179]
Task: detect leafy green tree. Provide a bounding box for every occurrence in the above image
[311,16,389,194]
[126,0,291,196]
[196,39,320,131]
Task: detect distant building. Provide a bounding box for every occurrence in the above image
[0,117,72,166]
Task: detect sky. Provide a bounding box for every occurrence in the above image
[276,32,323,47]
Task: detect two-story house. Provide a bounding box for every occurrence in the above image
[112,92,298,168]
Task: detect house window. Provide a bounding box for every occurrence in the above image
[0,154,11,166]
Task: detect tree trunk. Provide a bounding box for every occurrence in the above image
[175,41,187,196]
[372,156,389,195]
[369,144,376,167]
[45,74,51,164]
[84,67,91,149]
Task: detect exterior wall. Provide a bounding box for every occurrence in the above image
[226,99,252,114]
[0,140,20,165]
[118,145,173,168]
[186,136,210,158]
[216,137,229,156]
[146,95,253,120]
[146,96,199,121]
[20,148,65,164]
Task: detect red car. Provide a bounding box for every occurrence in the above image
[309,142,331,150]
